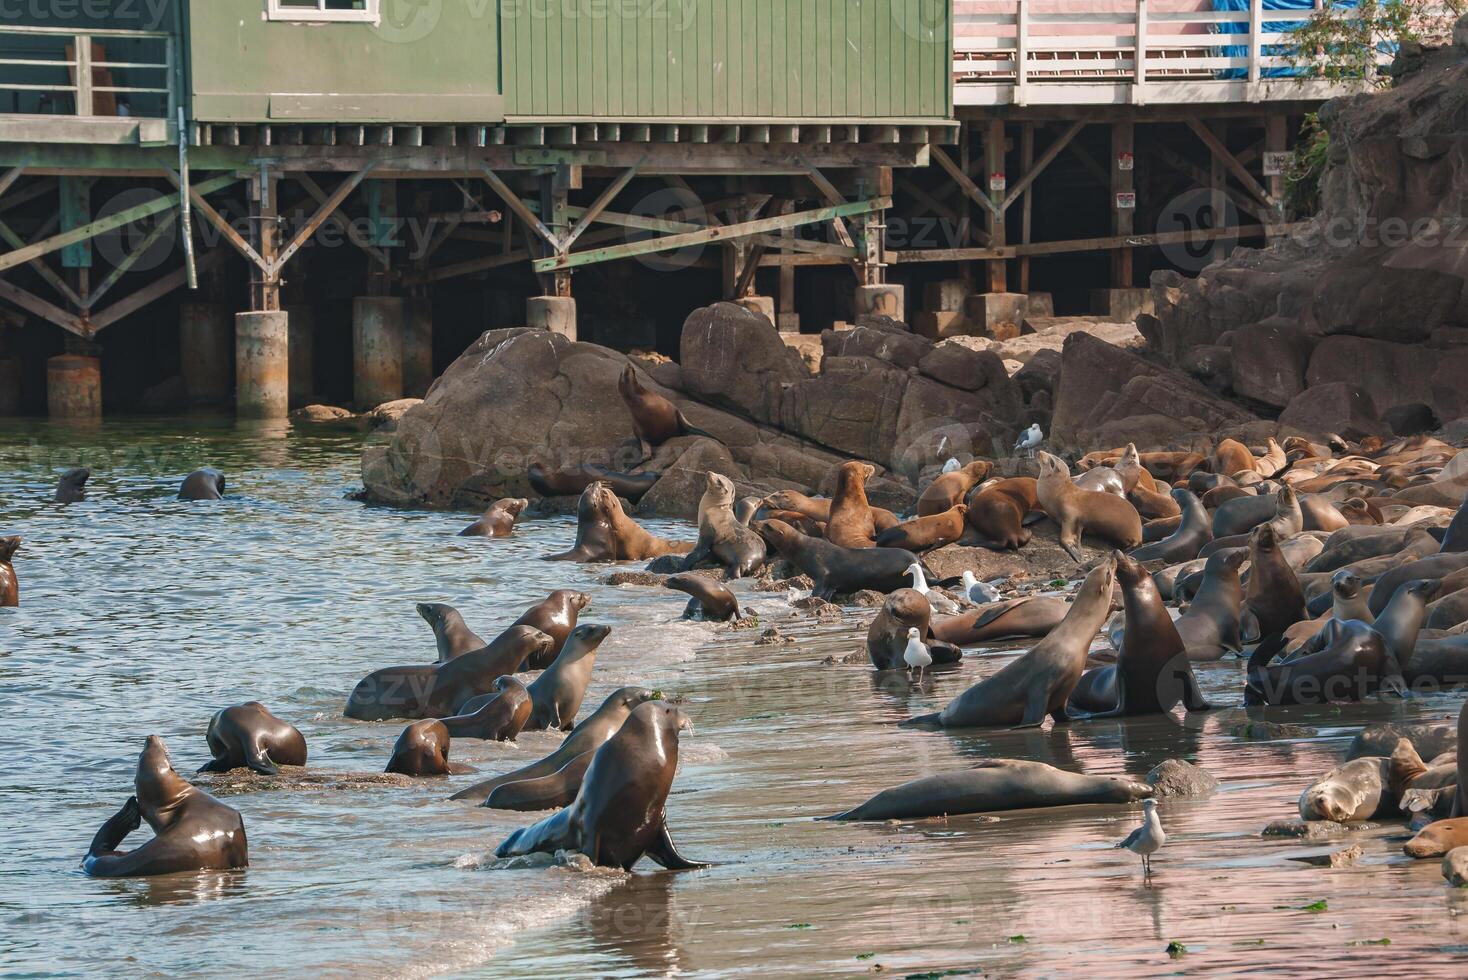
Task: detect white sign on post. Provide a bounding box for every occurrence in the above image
[1115,192,1136,210]
[988,173,1006,193]
[1263,151,1291,176]
[1117,152,1134,171]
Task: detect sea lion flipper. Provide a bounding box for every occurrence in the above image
[1181,671,1213,712]
[195,758,230,774]
[645,822,711,871]
[1014,687,1050,729]
[88,797,141,856]
[246,744,281,776]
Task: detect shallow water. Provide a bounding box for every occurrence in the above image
[3,418,1468,978]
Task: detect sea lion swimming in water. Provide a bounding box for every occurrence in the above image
[511,589,593,669]
[196,702,307,775]
[666,573,742,621]
[546,482,693,562]
[618,364,717,459]
[0,535,18,607]
[523,624,613,732]
[753,518,924,600]
[495,701,709,871]
[440,675,532,741]
[680,472,766,577]
[458,498,528,537]
[84,736,248,877]
[417,602,487,662]
[385,720,475,777]
[178,468,225,500]
[55,467,90,503]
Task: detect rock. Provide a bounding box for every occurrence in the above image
[1313,265,1463,343]
[825,323,930,370]
[1278,382,1390,441]
[1456,12,1468,52]
[1383,402,1439,436]
[635,437,742,518]
[757,574,815,592]
[754,627,794,646]
[679,302,808,424]
[1289,844,1363,868]
[778,355,908,464]
[1224,717,1315,740]
[999,317,1142,363]
[602,571,667,587]
[1261,819,1371,840]
[643,555,688,574]
[364,398,422,432]
[921,535,1078,583]
[1444,846,1468,887]
[1145,759,1219,798]
[139,375,188,412]
[1229,319,1314,408]
[291,404,357,425]
[834,589,887,607]
[1014,348,1061,402]
[1180,343,1232,392]
[1305,335,1468,421]
[891,372,1019,475]
[917,340,1011,393]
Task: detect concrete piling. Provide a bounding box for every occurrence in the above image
[403,296,433,398]
[47,354,102,419]
[179,302,231,407]
[285,305,315,408]
[526,296,576,340]
[235,311,289,419]
[352,296,405,409]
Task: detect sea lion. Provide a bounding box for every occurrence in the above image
[826,461,880,548]
[84,736,247,877]
[196,702,307,775]
[680,472,766,577]
[1213,438,1256,476]
[1174,548,1247,662]
[1211,485,1303,540]
[528,462,660,504]
[0,535,18,607]
[1200,484,1252,510]
[753,519,923,600]
[452,687,661,803]
[1129,483,1182,521]
[495,701,709,871]
[344,625,553,721]
[1404,818,1468,858]
[1244,523,1307,638]
[763,488,900,532]
[618,365,716,458]
[1153,557,1207,601]
[1426,584,1468,631]
[385,720,475,776]
[965,478,1037,550]
[917,460,993,517]
[764,509,826,536]
[1255,438,1288,477]
[1245,619,1402,706]
[417,602,487,662]
[1036,452,1142,561]
[1345,721,1457,762]
[1367,553,1468,618]
[1141,514,1183,543]
[546,482,692,562]
[1305,526,1437,574]
[482,750,595,812]
[1299,494,1348,533]
[1129,489,1211,563]
[523,623,612,732]
[1340,497,1383,525]
[1067,552,1211,717]
[823,759,1153,821]
[1074,445,1142,497]
[874,504,969,553]
[866,589,962,670]
[1299,740,1422,822]
[55,466,89,502]
[178,468,225,500]
[666,573,742,621]
[1190,471,1236,495]
[1364,578,1441,664]
[1441,496,1468,553]
[904,559,1116,729]
[439,676,532,741]
[734,496,761,526]
[930,596,1070,646]
[458,498,528,537]
[513,589,593,670]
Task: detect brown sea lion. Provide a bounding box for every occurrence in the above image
[178,468,225,500]
[1300,740,1423,822]
[0,535,18,607]
[524,624,612,732]
[965,478,1038,550]
[763,489,899,532]
[874,504,969,553]
[666,572,742,621]
[764,509,826,536]
[55,466,90,503]
[826,461,880,548]
[1174,548,1247,661]
[1213,438,1256,476]
[482,750,596,812]
[440,676,532,741]
[1244,523,1307,638]
[196,702,307,775]
[84,736,248,877]
[1368,553,1468,618]
[513,589,593,670]
[680,472,766,577]
[417,602,487,663]
[1141,514,1182,542]
[1404,818,1468,858]
[754,519,923,600]
[618,365,716,458]
[1200,484,1252,510]
[865,589,962,670]
[546,482,692,562]
[527,462,659,504]
[1129,483,1182,521]
[904,559,1117,729]
[1036,452,1142,562]
[917,460,993,517]
[458,498,528,537]
[1299,494,1348,533]
[386,720,475,777]
[930,596,1070,646]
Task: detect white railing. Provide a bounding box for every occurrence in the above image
[0,25,175,120]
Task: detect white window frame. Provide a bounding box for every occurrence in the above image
[266,1,381,24]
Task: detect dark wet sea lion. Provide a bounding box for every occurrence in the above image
[1200,484,1252,510]
[196,702,307,775]
[1174,548,1247,662]
[1426,584,1468,631]
[1211,485,1303,539]
[528,461,660,503]
[459,498,528,537]
[1367,553,1468,617]
[55,466,90,503]
[386,720,475,776]
[1364,578,1441,664]
[823,759,1152,821]
[417,602,487,663]
[547,482,692,562]
[452,687,661,803]
[826,461,880,548]
[874,504,969,553]
[1244,523,1307,639]
[666,573,742,621]
[495,701,709,871]
[681,472,765,577]
[917,460,992,517]
[1130,489,1211,563]
[84,736,248,877]
[618,364,716,457]
[904,559,1116,729]
[1068,552,1211,717]
[440,676,532,741]
[734,496,761,526]
[0,535,18,607]
[1440,496,1468,553]
[866,589,962,670]
[930,596,1070,646]
[513,589,593,670]
[1305,527,1437,574]
[965,477,1037,550]
[1036,452,1141,561]
[1141,514,1182,543]
[753,519,923,600]
[483,750,596,812]
[524,624,612,732]
[344,625,553,721]
[1245,619,1402,705]
[178,468,225,500]
[1190,471,1236,495]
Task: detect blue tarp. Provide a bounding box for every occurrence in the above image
[1212,0,1360,78]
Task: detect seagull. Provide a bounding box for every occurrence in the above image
[903,626,932,681]
[961,570,1000,605]
[1116,799,1166,878]
[905,563,959,614]
[1014,423,1044,458]
[941,457,962,474]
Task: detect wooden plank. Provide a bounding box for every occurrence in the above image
[90,248,227,332]
[984,118,1007,292]
[1111,121,1135,287]
[1187,116,1275,207]
[83,210,178,309]
[274,162,376,275]
[482,166,558,247]
[162,170,267,272]
[561,164,640,251]
[887,220,1308,262]
[0,275,86,336]
[0,215,85,308]
[295,174,390,269]
[567,206,857,258]
[1001,119,1085,211]
[930,145,1000,218]
[0,163,27,201]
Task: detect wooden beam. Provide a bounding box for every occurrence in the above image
[731,243,767,298]
[89,248,227,332]
[887,221,1308,263]
[561,163,639,251]
[83,210,178,309]
[481,166,558,248]
[0,215,85,308]
[0,275,86,336]
[565,206,858,258]
[0,163,27,202]
[930,145,1000,217]
[274,162,377,275]
[1019,123,1034,293]
[163,170,267,273]
[295,174,390,268]
[1186,116,1275,208]
[800,164,857,252]
[1000,119,1084,211]
[984,119,1007,292]
[1111,121,1135,287]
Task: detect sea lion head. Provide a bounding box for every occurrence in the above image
[1332,569,1362,599]
[1112,550,1146,586]
[494,497,529,518]
[0,536,19,562]
[1251,522,1279,554]
[1036,451,1069,480]
[606,686,662,713]
[963,460,994,481]
[703,471,736,506]
[1080,555,1117,601]
[568,623,613,648]
[1209,546,1248,576]
[1169,487,1195,509]
[752,518,797,553]
[135,735,192,824]
[884,588,931,627]
[836,460,876,489]
[553,589,593,613]
[1276,483,1297,508]
[618,364,641,399]
[585,481,620,515]
[1404,578,1443,604]
[59,466,90,489]
[492,674,528,696]
[633,700,694,737]
[415,602,453,629]
[1404,818,1468,858]
[762,490,803,512]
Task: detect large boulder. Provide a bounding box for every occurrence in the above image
[1277,382,1389,441]
[635,437,742,517]
[1312,264,1463,343]
[1306,335,1468,420]
[777,355,909,465]
[823,322,931,370]
[679,302,808,424]
[1230,318,1314,408]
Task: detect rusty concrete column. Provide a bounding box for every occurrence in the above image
[47,354,102,419]
[179,301,231,407]
[353,296,404,409]
[403,296,433,398]
[285,305,315,408]
[235,310,289,419]
[0,357,20,415]
[527,296,576,340]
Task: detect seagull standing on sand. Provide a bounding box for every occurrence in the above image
[903,626,932,681]
[905,562,958,614]
[960,570,1000,605]
[1116,799,1166,878]
[1014,424,1044,458]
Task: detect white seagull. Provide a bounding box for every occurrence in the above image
[960,570,1000,605]
[1014,423,1044,458]
[941,457,962,474]
[905,562,958,614]
[1116,799,1166,878]
[903,626,932,681]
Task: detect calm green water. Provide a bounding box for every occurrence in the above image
[2,418,1467,979]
